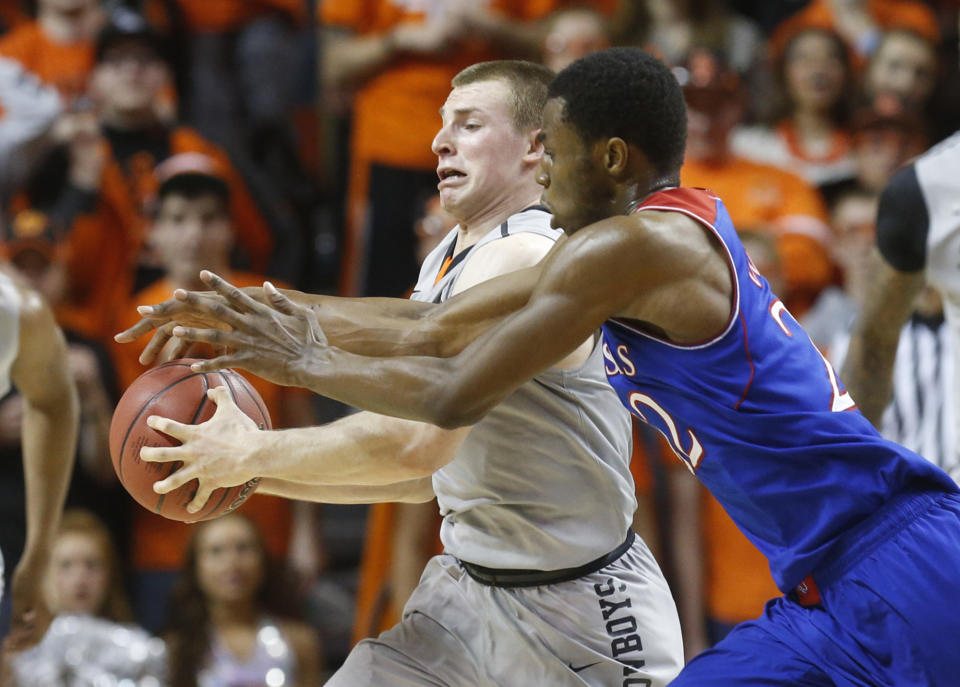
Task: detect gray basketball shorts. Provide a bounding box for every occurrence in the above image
[327,535,683,686]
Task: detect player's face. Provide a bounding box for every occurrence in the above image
[45,532,110,616]
[536,97,613,233]
[195,516,265,605]
[432,80,539,223]
[153,193,233,283]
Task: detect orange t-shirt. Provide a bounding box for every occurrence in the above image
[147,0,305,33]
[58,126,274,343]
[0,21,93,102]
[118,273,300,570]
[702,490,781,624]
[771,0,939,57]
[682,156,834,316]
[320,0,616,169]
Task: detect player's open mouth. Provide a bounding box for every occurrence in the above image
[437,167,467,188]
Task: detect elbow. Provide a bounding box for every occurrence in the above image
[429,387,491,430]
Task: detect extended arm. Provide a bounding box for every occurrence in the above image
[6,282,79,651]
[116,262,543,368]
[842,165,929,426]
[143,390,469,512]
[258,475,435,504]
[291,215,674,426]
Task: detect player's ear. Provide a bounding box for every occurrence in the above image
[523,127,544,164]
[603,137,629,176]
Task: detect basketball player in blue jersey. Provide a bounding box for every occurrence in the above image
[0,270,77,655]
[122,49,960,685]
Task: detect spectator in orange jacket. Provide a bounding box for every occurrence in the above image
[51,10,276,344]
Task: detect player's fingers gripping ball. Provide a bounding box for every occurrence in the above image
[109,359,271,522]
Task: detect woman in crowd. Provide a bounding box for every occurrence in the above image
[166,513,321,687]
[6,509,166,686]
[732,26,856,188]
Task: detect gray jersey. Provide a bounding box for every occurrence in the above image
[411,207,636,569]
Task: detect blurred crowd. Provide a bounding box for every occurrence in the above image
[0,0,956,684]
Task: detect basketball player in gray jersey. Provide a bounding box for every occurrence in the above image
[843,129,960,476]
[120,61,683,685]
[0,269,77,654]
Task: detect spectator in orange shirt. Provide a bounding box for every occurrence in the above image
[680,51,835,317]
[48,9,276,343]
[732,27,857,188]
[0,0,104,104]
[770,0,939,59]
[319,0,616,297]
[114,157,321,633]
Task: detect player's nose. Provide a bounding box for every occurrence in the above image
[431,126,454,156]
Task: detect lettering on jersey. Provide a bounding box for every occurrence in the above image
[603,342,638,377]
[746,254,764,288]
[765,298,856,412]
[769,299,793,337]
[593,578,650,686]
[815,346,856,411]
[628,392,704,473]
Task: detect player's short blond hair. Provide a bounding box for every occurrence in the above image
[452,60,555,133]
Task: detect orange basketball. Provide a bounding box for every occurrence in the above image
[109,359,271,522]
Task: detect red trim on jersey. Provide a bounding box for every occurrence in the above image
[618,187,739,350]
[638,187,720,224]
[734,311,755,410]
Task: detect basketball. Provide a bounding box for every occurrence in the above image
[109,359,271,522]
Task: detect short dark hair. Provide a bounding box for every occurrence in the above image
[451,60,555,132]
[548,48,687,176]
[157,173,230,211]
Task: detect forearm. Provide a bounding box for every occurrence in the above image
[284,264,539,361]
[20,390,78,553]
[322,30,396,89]
[842,324,901,426]
[258,475,435,504]
[248,411,467,486]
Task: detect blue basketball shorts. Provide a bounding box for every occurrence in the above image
[671,489,960,686]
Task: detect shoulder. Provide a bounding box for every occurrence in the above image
[0,23,38,57]
[876,162,928,272]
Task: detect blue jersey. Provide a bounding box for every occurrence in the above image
[600,188,957,591]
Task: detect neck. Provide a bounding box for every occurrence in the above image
[208,599,258,628]
[792,108,832,139]
[454,186,544,252]
[174,264,230,291]
[623,175,680,214]
[101,108,158,131]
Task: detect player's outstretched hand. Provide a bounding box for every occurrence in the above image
[142,386,263,514]
[114,289,243,365]
[170,271,329,388]
[4,551,53,653]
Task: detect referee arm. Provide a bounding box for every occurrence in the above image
[842,165,928,426]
